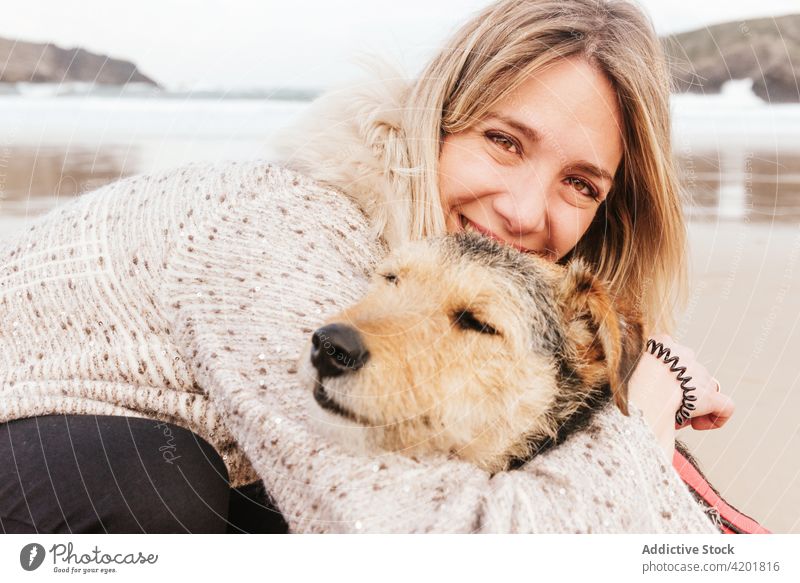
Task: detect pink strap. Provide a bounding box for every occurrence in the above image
[673,450,770,534]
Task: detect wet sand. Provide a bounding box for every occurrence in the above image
[676,220,800,534]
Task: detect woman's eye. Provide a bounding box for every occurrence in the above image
[453,309,499,335]
[565,177,600,201]
[486,132,520,155]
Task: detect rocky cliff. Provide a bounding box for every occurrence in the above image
[663,14,800,102]
[0,37,158,86]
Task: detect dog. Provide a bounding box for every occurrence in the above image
[299,231,644,474]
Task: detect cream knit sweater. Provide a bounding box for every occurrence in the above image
[0,159,717,533]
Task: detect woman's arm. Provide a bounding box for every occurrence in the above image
[628,334,736,462]
[160,163,717,533]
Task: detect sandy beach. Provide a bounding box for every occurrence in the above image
[676,220,800,534]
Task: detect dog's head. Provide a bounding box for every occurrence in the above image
[299,231,643,472]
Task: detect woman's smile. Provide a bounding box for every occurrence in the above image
[458,213,539,254]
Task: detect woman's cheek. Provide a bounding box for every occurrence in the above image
[550,212,588,259]
[440,149,494,204]
[563,199,598,239]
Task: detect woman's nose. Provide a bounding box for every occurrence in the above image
[493,176,549,236]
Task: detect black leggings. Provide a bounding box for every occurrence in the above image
[0,415,289,533]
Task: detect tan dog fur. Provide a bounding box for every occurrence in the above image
[300,232,644,473]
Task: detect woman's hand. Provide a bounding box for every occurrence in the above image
[663,337,736,431]
[627,334,735,462]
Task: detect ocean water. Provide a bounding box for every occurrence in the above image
[1,79,799,238]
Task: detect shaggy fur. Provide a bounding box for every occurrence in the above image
[300,231,644,474]
[271,56,414,251]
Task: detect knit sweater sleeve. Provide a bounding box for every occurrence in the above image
[160,162,717,534]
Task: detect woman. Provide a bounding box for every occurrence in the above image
[275,0,734,468]
[0,0,729,533]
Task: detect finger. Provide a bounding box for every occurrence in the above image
[687,392,735,429]
[690,414,730,430]
[691,391,735,420]
[677,410,730,431]
[689,372,719,395]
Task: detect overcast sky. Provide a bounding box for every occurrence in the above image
[1,0,798,90]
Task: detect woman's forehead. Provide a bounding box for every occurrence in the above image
[487,57,624,172]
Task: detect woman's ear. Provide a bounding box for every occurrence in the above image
[557,258,644,416]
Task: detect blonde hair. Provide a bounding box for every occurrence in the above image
[280,0,687,335]
[404,0,685,334]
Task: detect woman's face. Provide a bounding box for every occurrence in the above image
[439,56,624,261]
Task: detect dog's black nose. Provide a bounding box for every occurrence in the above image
[310,323,370,379]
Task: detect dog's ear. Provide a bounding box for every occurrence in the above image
[615,306,645,414]
[557,258,644,416]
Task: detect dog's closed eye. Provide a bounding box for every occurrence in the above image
[379,272,399,285]
[453,309,500,336]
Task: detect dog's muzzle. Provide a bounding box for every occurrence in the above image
[309,323,371,423]
[310,323,370,379]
